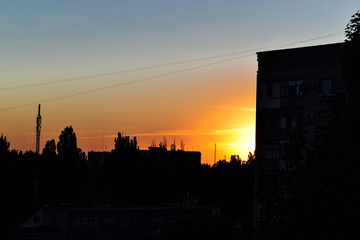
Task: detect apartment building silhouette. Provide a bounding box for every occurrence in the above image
[254,42,345,226]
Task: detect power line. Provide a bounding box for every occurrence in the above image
[271,31,344,49]
[0,31,344,112]
[0,51,255,92]
[0,31,344,92]
[0,54,252,112]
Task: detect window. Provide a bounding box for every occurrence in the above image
[260,144,280,160]
[323,79,332,95]
[281,80,303,97]
[280,117,297,129]
[280,118,287,129]
[260,83,268,98]
[260,82,280,98]
[319,79,334,96]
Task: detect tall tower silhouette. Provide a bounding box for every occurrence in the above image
[214,143,216,165]
[36,104,41,154]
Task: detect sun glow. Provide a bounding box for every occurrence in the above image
[225,124,255,161]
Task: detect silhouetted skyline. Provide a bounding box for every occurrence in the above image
[1,128,254,239]
[2,7,360,239]
[1,1,357,164]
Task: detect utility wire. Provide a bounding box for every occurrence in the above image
[0,31,344,92]
[0,54,253,112]
[271,31,344,49]
[0,53,249,92]
[0,31,344,112]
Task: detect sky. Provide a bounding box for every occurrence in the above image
[0,1,358,165]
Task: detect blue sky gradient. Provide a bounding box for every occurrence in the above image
[0,1,358,163]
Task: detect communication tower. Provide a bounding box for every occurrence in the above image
[214,143,216,165]
[36,104,42,154]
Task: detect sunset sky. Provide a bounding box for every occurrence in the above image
[0,1,358,164]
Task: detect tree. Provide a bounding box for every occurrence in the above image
[55,126,87,202]
[0,134,10,154]
[114,132,138,151]
[170,139,176,151]
[159,136,167,150]
[344,10,360,102]
[0,134,10,169]
[247,151,255,163]
[42,139,56,157]
[57,126,81,166]
[345,10,360,43]
[111,132,139,170]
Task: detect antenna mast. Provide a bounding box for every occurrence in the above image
[36,104,42,154]
[214,143,216,165]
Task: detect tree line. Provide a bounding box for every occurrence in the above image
[1,127,255,239]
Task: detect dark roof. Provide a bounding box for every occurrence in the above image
[257,42,345,56]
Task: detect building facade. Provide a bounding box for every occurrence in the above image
[254,43,345,227]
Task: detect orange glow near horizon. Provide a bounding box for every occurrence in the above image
[0,0,354,168]
[2,66,256,166]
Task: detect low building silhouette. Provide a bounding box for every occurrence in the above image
[88,147,201,173]
[15,203,220,240]
[140,147,201,173]
[88,151,112,168]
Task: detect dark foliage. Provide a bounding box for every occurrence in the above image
[2,128,255,239]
